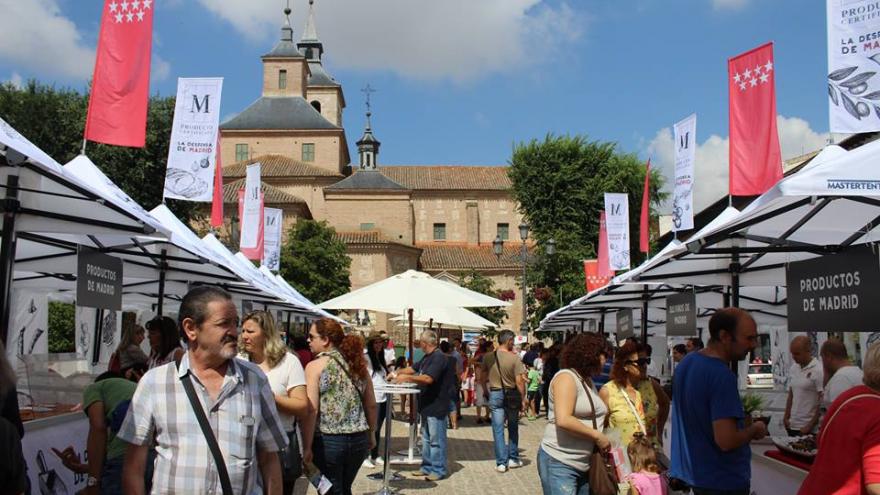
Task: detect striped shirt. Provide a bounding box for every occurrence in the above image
[118,352,287,494]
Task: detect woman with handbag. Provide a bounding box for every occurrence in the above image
[239,311,312,495]
[538,332,613,495]
[600,342,648,451]
[302,319,377,495]
[363,331,389,468]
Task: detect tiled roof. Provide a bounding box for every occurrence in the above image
[378,166,511,190]
[418,244,534,270]
[334,230,391,244]
[220,96,339,130]
[223,155,342,178]
[325,170,407,191]
[222,178,306,204]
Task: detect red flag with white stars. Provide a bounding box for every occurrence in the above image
[584,260,611,293]
[639,159,651,254]
[84,0,154,147]
[597,211,613,277]
[728,42,782,196]
[210,137,224,228]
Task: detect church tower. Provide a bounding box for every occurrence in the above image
[357,99,380,170]
[298,0,346,127]
[261,5,309,98]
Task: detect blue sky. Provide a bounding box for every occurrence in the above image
[0,0,832,210]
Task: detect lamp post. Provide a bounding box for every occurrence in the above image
[493,224,556,335]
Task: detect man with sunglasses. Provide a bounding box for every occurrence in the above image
[669,308,766,495]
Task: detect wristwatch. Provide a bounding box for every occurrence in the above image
[87,475,99,487]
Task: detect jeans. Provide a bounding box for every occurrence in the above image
[370,401,388,460]
[420,414,448,478]
[489,390,520,466]
[314,432,370,495]
[537,447,589,495]
[101,456,124,495]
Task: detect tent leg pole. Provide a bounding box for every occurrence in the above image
[641,288,649,345]
[156,249,167,316]
[599,311,606,336]
[92,309,103,366]
[0,173,20,346]
[730,250,742,378]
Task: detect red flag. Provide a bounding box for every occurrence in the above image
[597,211,613,277]
[84,0,154,147]
[584,260,611,293]
[210,137,224,228]
[639,159,651,254]
[237,189,264,260]
[728,42,782,195]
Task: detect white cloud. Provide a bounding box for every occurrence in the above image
[195,0,585,82]
[646,115,830,212]
[151,53,171,83]
[6,72,23,89]
[712,0,749,10]
[0,0,95,80]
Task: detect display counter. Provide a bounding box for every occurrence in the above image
[751,447,809,494]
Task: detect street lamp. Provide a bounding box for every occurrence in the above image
[493,224,556,335]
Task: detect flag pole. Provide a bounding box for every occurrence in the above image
[81,138,87,156]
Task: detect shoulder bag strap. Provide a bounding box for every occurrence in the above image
[617,382,647,435]
[494,351,508,392]
[177,363,234,495]
[570,370,600,432]
[328,354,367,413]
[819,393,880,444]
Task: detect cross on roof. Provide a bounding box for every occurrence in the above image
[362,84,377,114]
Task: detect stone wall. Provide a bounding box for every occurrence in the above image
[412,191,523,245]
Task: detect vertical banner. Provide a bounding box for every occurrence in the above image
[673,114,696,231]
[597,211,613,277]
[84,0,155,147]
[262,208,283,272]
[239,162,264,259]
[827,0,880,133]
[164,77,224,201]
[604,193,631,271]
[639,159,651,254]
[210,136,224,227]
[728,42,782,196]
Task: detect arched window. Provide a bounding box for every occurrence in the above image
[311,100,321,113]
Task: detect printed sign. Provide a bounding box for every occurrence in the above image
[76,247,122,310]
[786,245,880,332]
[616,309,634,339]
[604,193,631,270]
[262,208,283,272]
[673,114,696,231]
[827,0,880,133]
[666,291,697,336]
[163,77,224,201]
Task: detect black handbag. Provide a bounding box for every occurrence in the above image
[280,426,303,482]
[494,351,523,411]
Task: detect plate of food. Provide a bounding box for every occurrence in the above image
[771,435,817,458]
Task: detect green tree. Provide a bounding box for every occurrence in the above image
[457,270,507,336]
[507,134,667,328]
[0,80,202,223]
[279,220,351,303]
[47,301,75,353]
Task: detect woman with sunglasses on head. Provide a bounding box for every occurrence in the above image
[599,341,647,451]
[302,319,377,495]
[239,311,312,495]
[635,343,670,449]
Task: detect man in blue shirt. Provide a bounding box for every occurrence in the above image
[669,308,767,495]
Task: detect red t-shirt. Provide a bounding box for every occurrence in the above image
[798,385,880,495]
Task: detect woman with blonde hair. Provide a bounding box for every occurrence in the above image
[798,342,880,495]
[239,310,312,495]
[109,324,148,373]
[302,318,377,495]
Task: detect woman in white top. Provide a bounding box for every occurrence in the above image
[538,332,611,495]
[239,310,312,495]
[363,332,389,468]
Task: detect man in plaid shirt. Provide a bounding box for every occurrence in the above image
[119,286,287,494]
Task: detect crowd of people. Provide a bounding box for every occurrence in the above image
[2,286,880,495]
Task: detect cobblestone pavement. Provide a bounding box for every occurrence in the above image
[300,404,547,495]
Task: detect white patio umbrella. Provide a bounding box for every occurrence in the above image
[318,269,509,362]
[389,306,498,331]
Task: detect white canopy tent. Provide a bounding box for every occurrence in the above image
[389,306,498,331]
